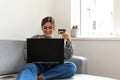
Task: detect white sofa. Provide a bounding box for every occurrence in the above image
[0,40,117,80]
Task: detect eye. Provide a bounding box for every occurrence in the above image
[48,27,53,29]
[43,27,47,29]
[43,26,54,30]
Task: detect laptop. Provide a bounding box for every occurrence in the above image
[27,38,64,64]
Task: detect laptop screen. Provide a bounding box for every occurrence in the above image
[27,38,64,64]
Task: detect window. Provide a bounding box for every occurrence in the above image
[71,0,114,37]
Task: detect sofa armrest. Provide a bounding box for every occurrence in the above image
[65,55,88,74]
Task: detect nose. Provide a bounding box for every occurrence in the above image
[45,29,51,31]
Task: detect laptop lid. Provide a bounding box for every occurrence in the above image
[27,38,64,64]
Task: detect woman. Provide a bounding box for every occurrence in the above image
[17,16,77,80]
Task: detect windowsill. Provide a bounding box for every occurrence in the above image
[71,37,120,41]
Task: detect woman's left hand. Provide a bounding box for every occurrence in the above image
[62,32,71,45]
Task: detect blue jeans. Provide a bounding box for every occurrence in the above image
[17,61,77,80]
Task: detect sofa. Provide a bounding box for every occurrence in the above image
[0,40,117,80]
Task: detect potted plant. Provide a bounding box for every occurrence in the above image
[71,25,79,38]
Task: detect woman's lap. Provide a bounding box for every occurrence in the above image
[17,61,76,80]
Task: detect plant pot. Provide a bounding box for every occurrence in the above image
[71,29,79,38]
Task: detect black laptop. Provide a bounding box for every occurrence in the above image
[27,38,64,64]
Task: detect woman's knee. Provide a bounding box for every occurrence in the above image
[64,62,77,77]
[24,63,37,69]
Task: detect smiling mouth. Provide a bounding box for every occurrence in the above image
[45,33,52,36]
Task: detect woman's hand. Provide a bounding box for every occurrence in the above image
[62,32,71,45]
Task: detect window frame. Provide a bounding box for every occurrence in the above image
[71,0,114,38]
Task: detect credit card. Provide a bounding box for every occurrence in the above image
[58,29,66,34]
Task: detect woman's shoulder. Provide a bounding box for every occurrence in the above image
[31,34,45,38]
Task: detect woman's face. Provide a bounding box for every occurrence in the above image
[42,22,55,37]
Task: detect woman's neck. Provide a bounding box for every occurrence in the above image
[42,34,54,38]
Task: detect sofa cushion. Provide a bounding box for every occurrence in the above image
[0,74,117,80]
[54,74,117,80]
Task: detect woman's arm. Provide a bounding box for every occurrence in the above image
[64,42,74,59]
[62,32,74,59]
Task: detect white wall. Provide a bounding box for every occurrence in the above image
[0,0,54,40]
[53,0,71,37]
[72,38,120,80]
[0,0,71,39]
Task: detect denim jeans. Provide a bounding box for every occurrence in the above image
[16,61,77,80]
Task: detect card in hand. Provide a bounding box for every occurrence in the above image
[58,29,66,34]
